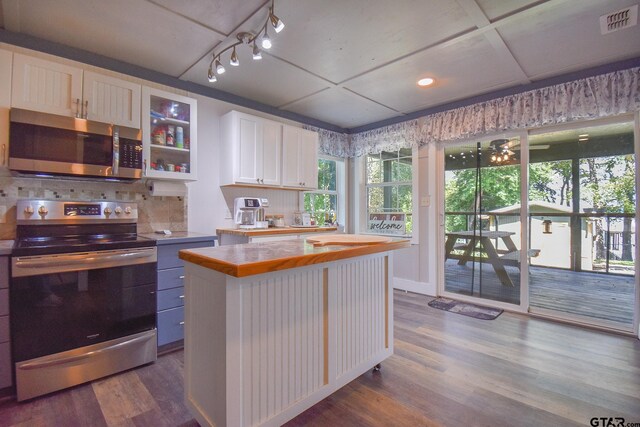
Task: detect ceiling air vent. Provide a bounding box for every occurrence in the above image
[600,4,637,35]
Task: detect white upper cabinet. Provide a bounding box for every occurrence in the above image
[11,54,140,128]
[141,87,197,181]
[282,125,318,190]
[11,54,83,118]
[0,49,12,175]
[220,111,283,187]
[83,71,141,128]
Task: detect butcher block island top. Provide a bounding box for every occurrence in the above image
[179,235,409,277]
[216,226,337,237]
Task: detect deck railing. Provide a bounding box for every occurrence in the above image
[445,211,635,275]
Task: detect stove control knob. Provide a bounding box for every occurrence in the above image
[104,207,112,215]
[38,206,48,217]
[114,207,123,215]
[124,207,132,215]
[24,205,34,215]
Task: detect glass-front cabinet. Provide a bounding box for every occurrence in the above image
[142,87,197,180]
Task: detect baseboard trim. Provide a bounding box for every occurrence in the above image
[393,278,436,296]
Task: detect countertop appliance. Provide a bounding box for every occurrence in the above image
[234,197,269,229]
[9,109,143,180]
[10,200,157,401]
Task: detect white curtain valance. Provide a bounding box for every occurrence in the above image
[349,119,422,157]
[309,66,640,158]
[302,125,350,158]
[422,66,640,145]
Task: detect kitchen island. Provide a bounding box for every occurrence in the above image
[179,236,409,427]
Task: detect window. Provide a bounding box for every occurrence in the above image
[302,157,346,228]
[365,148,414,236]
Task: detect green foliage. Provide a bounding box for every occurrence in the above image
[366,150,413,235]
[304,158,339,225]
[580,155,635,213]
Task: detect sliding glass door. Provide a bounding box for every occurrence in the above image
[439,116,639,333]
[442,138,524,307]
[528,119,637,331]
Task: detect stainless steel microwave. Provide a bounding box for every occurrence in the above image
[9,109,143,180]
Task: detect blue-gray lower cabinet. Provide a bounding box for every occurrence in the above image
[153,236,216,349]
[0,256,11,390]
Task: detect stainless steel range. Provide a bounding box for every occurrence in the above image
[11,200,157,401]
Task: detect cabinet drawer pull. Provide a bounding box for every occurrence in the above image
[179,321,185,326]
[83,100,89,119]
[74,98,81,118]
[179,295,185,299]
[179,275,185,279]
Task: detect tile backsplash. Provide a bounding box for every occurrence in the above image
[0,175,187,239]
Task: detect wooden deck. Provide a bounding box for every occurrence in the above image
[444,259,636,326]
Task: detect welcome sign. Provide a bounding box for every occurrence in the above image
[368,213,406,235]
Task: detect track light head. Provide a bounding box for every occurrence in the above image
[215,58,225,74]
[261,28,272,49]
[230,47,239,66]
[269,9,285,33]
[252,43,262,60]
[207,66,217,83]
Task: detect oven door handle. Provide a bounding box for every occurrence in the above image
[18,333,155,370]
[12,248,157,277]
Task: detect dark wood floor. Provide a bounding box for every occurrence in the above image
[445,260,636,325]
[2,291,640,426]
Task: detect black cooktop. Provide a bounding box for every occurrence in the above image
[13,223,155,257]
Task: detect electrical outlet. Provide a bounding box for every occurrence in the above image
[224,206,232,219]
[420,196,430,207]
[0,206,6,223]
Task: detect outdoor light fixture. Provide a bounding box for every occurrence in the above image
[542,219,552,234]
[206,0,284,82]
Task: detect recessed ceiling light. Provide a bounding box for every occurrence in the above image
[417,77,435,87]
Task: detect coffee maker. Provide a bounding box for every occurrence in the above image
[234,197,269,229]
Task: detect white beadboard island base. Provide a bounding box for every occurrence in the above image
[182,251,396,427]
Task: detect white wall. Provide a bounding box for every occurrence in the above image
[392,143,438,296]
[186,95,308,235]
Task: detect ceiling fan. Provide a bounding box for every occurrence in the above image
[491,138,550,151]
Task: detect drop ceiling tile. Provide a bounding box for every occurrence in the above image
[3,0,223,76]
[269,0,475,84]
[148,0,266,35]
[497,0,640,79]
[282,87,401,128]
[474,0,543,21]
[181,51,330,108]
[344,34,525,114]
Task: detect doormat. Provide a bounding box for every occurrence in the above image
[427,298,503,320]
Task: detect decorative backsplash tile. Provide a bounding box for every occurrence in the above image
[0,175,187,240]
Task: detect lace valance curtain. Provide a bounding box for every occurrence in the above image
[311,66,640,158]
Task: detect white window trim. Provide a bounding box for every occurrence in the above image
[357,146,419,244]
[300,155,347,231]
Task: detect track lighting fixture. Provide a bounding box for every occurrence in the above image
[206,0,284,83]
